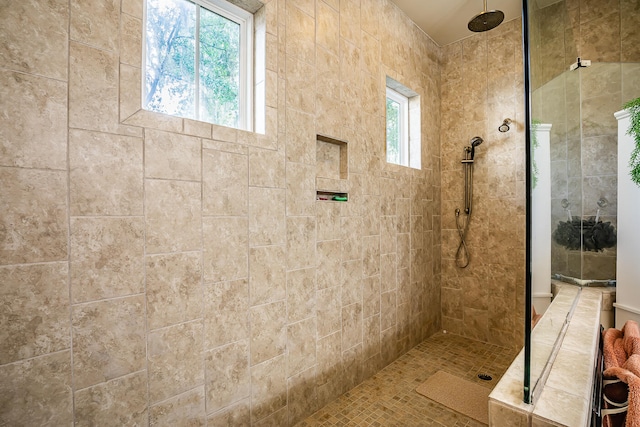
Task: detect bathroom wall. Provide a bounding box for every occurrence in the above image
[530,0,640,280]
[440,19,527,348]
[0,0,441,425]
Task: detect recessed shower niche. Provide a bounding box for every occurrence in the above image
[316,134,348,201]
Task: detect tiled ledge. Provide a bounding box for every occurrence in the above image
[489,286,604,426]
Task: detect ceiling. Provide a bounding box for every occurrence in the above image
[390,0,524,46]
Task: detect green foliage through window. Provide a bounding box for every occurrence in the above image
[145,0,248,129]
[386,98,401,165]
[623,97,640,187]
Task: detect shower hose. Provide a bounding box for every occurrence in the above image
[455,208,471,268]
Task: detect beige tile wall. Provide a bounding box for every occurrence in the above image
[440,19,527,348]
[0,0,442,425]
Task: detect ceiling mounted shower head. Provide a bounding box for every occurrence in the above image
[468,0,505,32]
[498,118,512,132]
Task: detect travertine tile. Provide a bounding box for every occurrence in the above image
[286,161,316,216]
[69,42,119,133]
[287,317,317,376]
[341,303,363,351]
[580,11,621,63]
[70,217,144,303]
[70,0,119,51]
[316,240,342,290]
[72,296,146,389]
[0,71,67,169]
[69,129,143,216]
[0,168,68,265]
[145,129,201,181]
[250,355,287,421]
[362,235,380,277]
[120,13,142,67]
[249,245,286,305]
[250,300,286,365]
[249,147,286,188]
[316,1,339,56]
[287,268,316,323]
[340,216,362,261]
[206,398,251,425]
[205,340,250,411]
[286,2,315,65]
[363,275,381,318]
[145,179,202,254]
[287,365,318,425]
[316,201,341,242]
[148,320,204,403]
[316,331,342,386]
[621,0,640,62]
[184,118,212,138]
[203,217,248,283]
[0,351,72,426]
[0,263,70,365]
[363,314,381,360]
[316,286,341,340]
[341,259,362,307]
[380,215,397,254]
[249,187,286,246]
[339,0,361,46]
[203,148,248,216]
[75,371,148,426]
[342,343,363,391]
[286,216,316,270]
[150,386,205,427]
[119,64,142,120]
[286,57,316,114]
[121,0,143,17]
[146,252,203,330]
[285,107,316,164]
[380,252,397,292]
[204,279,249,349]
[0,0,69,80]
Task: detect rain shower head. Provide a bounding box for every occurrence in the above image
[468,0,504,32]
[470,136,484,147]
[499,118,512,132]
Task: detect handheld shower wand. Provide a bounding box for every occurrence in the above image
[456,136,484,268]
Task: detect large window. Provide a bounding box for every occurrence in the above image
[385,77,420,169]
[144,0,253,130]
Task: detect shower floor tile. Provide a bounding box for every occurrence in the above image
[297,332,520,427]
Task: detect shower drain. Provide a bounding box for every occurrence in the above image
[477,373,493,381]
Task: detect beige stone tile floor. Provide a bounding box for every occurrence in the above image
[297,332,520,427]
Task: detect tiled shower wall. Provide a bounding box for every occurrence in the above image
[440,19,526,348]
[0,0,442,425]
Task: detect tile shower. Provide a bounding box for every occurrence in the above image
[1,0,444,425]
[9,0,627,424]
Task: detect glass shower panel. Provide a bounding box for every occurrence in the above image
[525,0,639,403]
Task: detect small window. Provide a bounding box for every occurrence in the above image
[144,0,253,130]
[385,77,420,169]
[386,87,408,166]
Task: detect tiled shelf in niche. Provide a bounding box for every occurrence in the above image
[316,191,348,202]
[316,134,348,181]
[316,134,348,202]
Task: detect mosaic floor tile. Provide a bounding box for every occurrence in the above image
[297,332,519,427]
